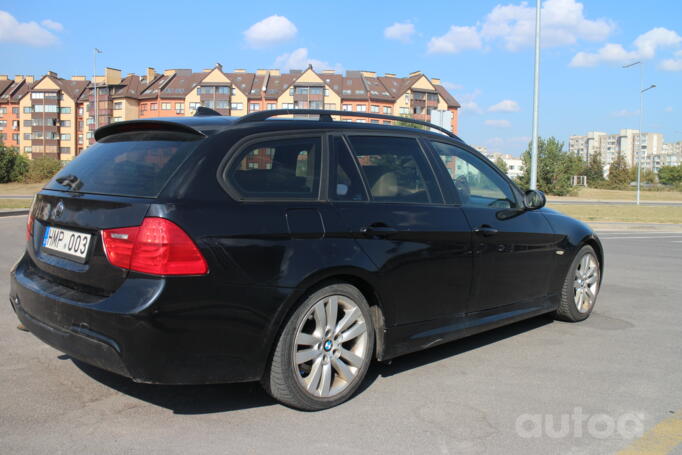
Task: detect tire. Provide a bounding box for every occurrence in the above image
[555,245,601,322]
[262,283,375,411]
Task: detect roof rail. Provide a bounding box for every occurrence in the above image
[231,109,461,140]
[194,106,222,117]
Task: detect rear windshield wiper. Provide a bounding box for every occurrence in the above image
[55,174,83,191]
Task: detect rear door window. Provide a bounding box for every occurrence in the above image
[346,135,441,204]
[225,136,321,200]
[330,136,367,201]
[46,131,201,198]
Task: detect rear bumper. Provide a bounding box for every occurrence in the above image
[10,253,295,384]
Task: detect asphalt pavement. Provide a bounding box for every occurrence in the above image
[1,214,681,454]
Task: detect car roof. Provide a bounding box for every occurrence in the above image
[95,112,466,146]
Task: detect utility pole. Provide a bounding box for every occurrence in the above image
[93,48,102,142]
[623,61,655,205]
[530,0,541,190]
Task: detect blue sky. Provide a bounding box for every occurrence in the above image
[1,0,681,156]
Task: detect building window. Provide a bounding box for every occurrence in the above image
[310,101,323,109]
[12,107,18,115]
[0,120,5,128]
[60,133,71,141]
[31,92,44,99]
[23,133,31,140]
[60,120,71,127]
[215,100,229,109]
[267,103,277,110]
[175,103,184,113]
[87,117,95,125]
[370,105,379,113]
[189,102,200,111]
[342,104,352,111]
[24,146,32,153]
[217,86,230,94]
[60,107,71,114]
[113,102,123,110]
[249,103,261,112]
[112,117,122,122]
[12,133,19,142]
[161,103,171,110]
[78,135,83,145]
[324,89,329,96]
[0,107,6,115]
[356,105,367,112]
[59,147,70,154]
[231,103,244,110]
[282,103,294,109]
[399,107,410,115]
[151,103,158,110]
[78,107,84,115]
[23,107,32,114]
[324,103,336,110]
[383,106,392,114]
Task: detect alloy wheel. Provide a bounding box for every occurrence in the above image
[573,252,600,313]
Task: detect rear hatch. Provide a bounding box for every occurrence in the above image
[27,128,204,296]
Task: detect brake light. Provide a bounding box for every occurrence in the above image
[102,218,208,276]
[26,214,34,241]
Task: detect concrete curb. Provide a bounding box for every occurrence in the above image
[0,210,29,218]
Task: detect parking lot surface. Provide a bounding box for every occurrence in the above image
[1,214,681,454]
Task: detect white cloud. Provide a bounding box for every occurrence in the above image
[273,47,341,72]
[633,28,682,58]
[664,106,673,112]
[243,15,297,48]
[41,19,62,32]
[0,10,60,46]
[570,27,682,67]
[384,22,415,43]
[427,26,482,54]
[660,50,682,71]
[442,81,463,91]
[611,109,639,118]
[485,119,512,128]
[570,43,637,67]
[481,0,613,51]
[489,99,520,112]
[459,89,483,114]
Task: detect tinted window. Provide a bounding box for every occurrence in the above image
[330,136,367,201]
[46,131,201,198]
[347,136,440,204]
[227,137,321,199]
[430,141,517,208]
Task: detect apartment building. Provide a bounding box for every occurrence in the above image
[569,129,664,171]
[0,65,460,161]
[480,150,525,179]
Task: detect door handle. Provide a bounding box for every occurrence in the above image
[360,224,398,237]
[473,225,499,237]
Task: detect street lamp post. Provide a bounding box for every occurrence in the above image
[623,61,655,205]
[93,48,102,141]
[530,0,541,190]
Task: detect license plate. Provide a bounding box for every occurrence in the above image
[42,226,92,263]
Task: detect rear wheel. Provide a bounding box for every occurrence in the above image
[556,245,601,322]
[262,283,374,410]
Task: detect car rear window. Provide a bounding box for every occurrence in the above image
[45,131,201,198]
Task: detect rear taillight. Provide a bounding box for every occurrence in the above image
[26,196,36,241]
[26,214,34,241]
[102,217,208,276]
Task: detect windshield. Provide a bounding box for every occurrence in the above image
[45,131,202,198]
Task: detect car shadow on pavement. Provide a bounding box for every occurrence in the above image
[66,315,552,414]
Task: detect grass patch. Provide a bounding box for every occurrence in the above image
[548,203,682,224]
[0,199,32,209]
[550,187,682,202]
[0,181,46,196]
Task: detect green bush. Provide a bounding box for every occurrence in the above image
[10,153,30,182]
[25,156,63,183]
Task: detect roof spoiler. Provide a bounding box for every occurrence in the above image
[194,106,222,117]
[94,120,207,141]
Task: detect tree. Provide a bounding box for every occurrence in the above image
[494,156,508,174]
[517,137,583,196]
[584,151,605,185]
[658,165,682,185]
[608,152,630,187]
[0,143,25,183]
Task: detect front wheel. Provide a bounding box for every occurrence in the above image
[555,245,601,322]
[262,283,374,411]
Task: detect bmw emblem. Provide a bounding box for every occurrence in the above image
[323,340,333,352]
[53,201,65,218]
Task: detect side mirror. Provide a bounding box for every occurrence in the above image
[524,189,546,210]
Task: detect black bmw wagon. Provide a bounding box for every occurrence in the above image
[10,109,603,410]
